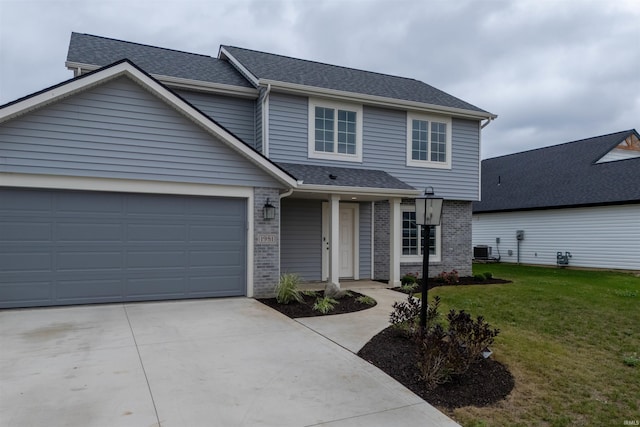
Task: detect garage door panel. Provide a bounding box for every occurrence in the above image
[0,188,247,308]
[0,281,52,306]
[56,222,123,241]
[56,279,124,301]
[1,252,52,271]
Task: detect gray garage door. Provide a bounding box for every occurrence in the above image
[0,188,247,308]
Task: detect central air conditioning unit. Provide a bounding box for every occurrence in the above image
[473,245,492,259]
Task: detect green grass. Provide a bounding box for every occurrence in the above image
[430,264,640,427]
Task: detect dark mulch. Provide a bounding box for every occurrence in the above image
[257,291,376,318]
[358,326,515,409]
[392,276,512,294]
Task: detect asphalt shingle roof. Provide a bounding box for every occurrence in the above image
[67,33,253,88]
[278,162,416,190]
[473,130,640,213]
[221,45,492,114]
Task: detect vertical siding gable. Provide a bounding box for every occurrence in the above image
[0,76,281,188]
[267,90,480,200]
[175,89,257,148]
[280,198,322,280]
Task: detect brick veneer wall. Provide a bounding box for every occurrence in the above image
[253,187,281,297]
[374,200,473,281]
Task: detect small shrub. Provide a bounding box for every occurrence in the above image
[313,296,339,314]
[415,308,500,389]
[355,295,376,306]
[400,282,418,293]
[390,294,441,336]
[401,272,418,286]
[275,273,303,304]
[474,273,486,282]
[483,272,493,280]
[436,270,459,285]
[623,353,639,367]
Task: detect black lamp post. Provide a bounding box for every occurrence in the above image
[415,187,443,332]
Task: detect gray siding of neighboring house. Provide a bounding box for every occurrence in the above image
[281,198,322,281]
[359,202,372,279]
[0,77,281,188]
[174,89,256,149]
[472,204,640,270]
[267,93,481,200]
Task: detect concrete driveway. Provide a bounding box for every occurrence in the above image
[0,297,458,426]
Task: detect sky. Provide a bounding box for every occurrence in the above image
[0,0,638,159]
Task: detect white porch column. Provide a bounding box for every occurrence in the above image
[329,194,341,287]
[389,197,401,286]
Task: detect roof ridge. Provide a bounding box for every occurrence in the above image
[221,45,424,84]
[73,32,215,60]
[484,129,635,161]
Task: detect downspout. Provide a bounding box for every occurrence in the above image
[262,83,272,157]
[481,117,494,129]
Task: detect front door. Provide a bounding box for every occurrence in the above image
[322,203,358,281]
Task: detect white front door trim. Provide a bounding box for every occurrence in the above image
[322,200,359,282]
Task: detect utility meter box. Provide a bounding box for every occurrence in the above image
[516,230,525,240]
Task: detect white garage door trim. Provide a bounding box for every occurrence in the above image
[1,172,255,297]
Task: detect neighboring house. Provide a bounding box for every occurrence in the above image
[472,130,640,270]
[0,33,495,308]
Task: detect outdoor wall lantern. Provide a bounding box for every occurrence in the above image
[414,186,444,332]
[263,198,276,220]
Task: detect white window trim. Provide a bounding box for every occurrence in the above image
[400,205,442,263]
[406,112,452,169]
[308,98,363,163]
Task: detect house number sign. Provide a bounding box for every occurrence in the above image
[257,234,277,245]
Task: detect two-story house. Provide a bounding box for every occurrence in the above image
[0,33,496,308]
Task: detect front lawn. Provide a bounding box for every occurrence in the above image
[433,264,640,426]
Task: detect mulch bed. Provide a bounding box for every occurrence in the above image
[358,326,515,409]
[391,276,512,294]
[257,291,376,318]
[258,277,515,409]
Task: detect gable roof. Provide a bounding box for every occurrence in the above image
[220,45,495,119]
[66,33,256,94]
[0,59,297,188]
[473,130,640,213]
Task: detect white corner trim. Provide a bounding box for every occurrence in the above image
[246,191,255,297]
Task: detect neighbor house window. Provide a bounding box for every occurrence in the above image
[401,206,441,262]
[406,112,452,169]
[309,99,363,162]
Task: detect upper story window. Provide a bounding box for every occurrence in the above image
[406,112,452,169]
[308,99,363,162]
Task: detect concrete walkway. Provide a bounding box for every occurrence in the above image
[0,289,459,427]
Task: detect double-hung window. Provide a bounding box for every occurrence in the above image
[401,206,441,262]
[406,112,451,169]
[309,99,363,162]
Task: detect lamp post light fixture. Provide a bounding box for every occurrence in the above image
[414,186,443,332]
[263,198,276,220]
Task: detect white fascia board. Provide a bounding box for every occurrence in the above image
[217,47,260,87]
[0,173,254,198]
[259,79,497,121]
[65,61,259,99]
[295,184,420,198]
[6,61,297,189]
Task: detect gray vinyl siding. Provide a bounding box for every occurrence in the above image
[359,202,372,279]
[280,198,322,281]
[267,92,481,200]
[175,89,256,148]
[472,204,640,270]
[0,76,280,188]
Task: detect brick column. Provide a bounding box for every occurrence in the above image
[253,187,281,297]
